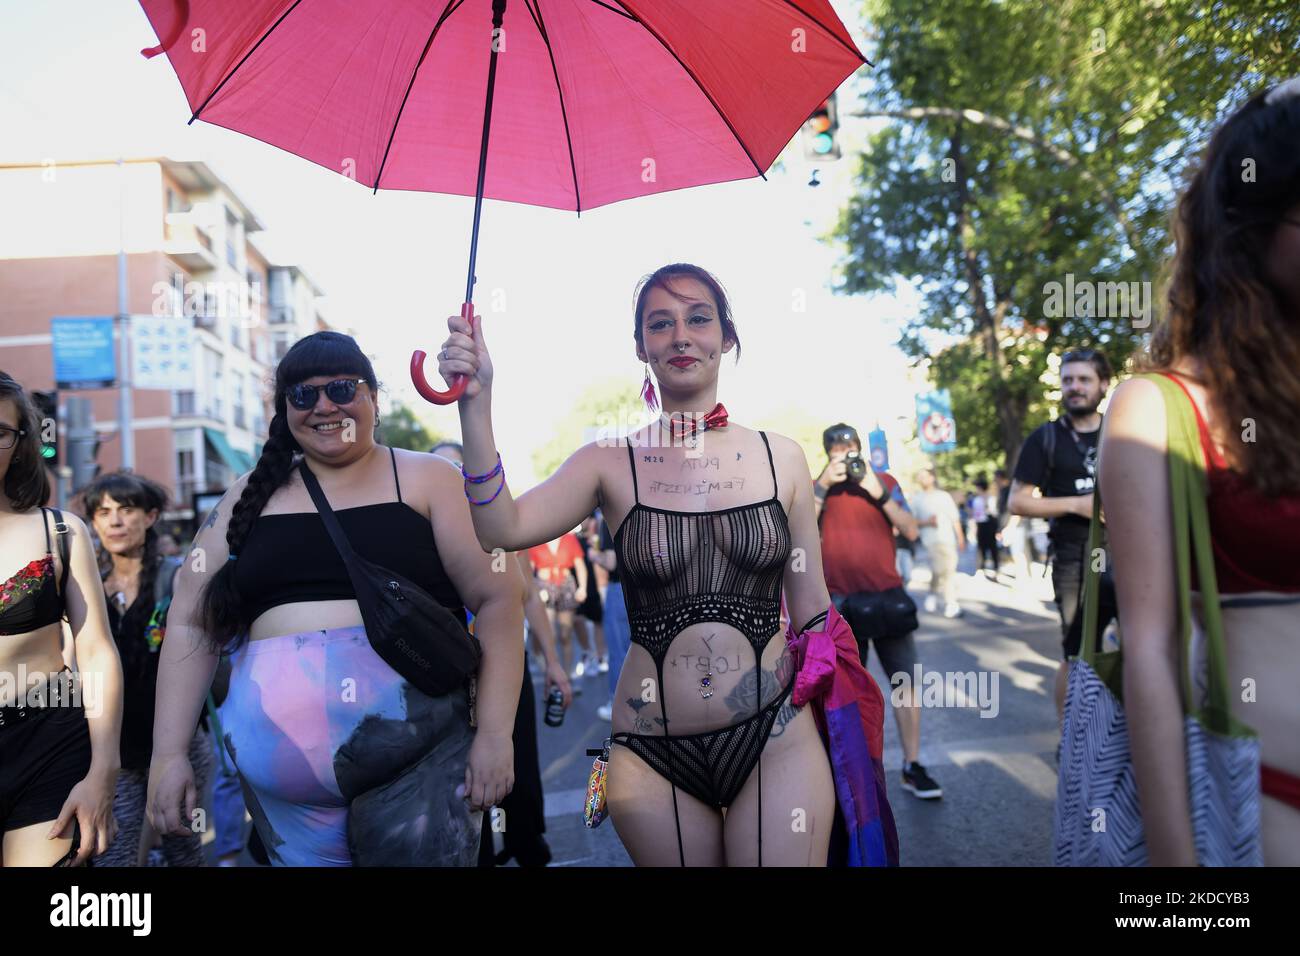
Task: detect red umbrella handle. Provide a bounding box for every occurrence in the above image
[410,302,473,404]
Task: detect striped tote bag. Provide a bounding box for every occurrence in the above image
[1052,373,1261,866]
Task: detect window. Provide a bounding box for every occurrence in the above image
[205,348,225,420]
[225,207,240,269]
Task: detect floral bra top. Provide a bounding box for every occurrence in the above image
[0,509,69,636]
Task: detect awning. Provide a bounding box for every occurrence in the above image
[204,428,255,477]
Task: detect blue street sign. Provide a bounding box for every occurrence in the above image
[52,317,116,390]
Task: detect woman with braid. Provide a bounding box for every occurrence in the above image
[145,332,524,866]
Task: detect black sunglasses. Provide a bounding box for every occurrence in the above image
[285,378,367,411]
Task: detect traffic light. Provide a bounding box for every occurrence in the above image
[30,390,58,466]
[65,397,100,493]
[802,94,841,161]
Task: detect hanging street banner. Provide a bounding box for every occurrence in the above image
[51,317,116,390]
[917,390,957,454]
[867,427,890,471]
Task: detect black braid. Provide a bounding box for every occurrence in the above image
[198,412,300,653]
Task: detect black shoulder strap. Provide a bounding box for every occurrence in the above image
[389,447,403,503]
[297,461,359,565]
[625,441,639,504]
[759,431,777,498]
[50,508,71,607]
[1042,419,1058,489]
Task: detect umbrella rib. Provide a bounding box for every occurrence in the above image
[525,0,583,215]
[584,0,636,19]
[372,0,468,193]
[188,0,306,124]
[611,1,766,180]
[780,1,871,66]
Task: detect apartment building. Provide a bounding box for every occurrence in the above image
[0,157,331,522]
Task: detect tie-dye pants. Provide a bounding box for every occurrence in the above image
[219,626,480,866]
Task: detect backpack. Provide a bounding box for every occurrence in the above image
[143,555,184,651]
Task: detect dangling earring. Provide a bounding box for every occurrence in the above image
[640,363,659,415]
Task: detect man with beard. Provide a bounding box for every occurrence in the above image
[1009,349,1119,718]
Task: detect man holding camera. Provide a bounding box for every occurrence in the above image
[815,424,941,800]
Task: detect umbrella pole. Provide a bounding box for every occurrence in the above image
[411,0,509,405]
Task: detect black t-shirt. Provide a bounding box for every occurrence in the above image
[597,519,620,584]
[105,556,192,771]
[1012,418,1101,562]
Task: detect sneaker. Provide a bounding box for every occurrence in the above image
[923,594,938,614]
[596,701,613,721]
[583,654,599,678]
[569,659,585,680]
[596,656,610,674]
[943,602,963,619]
[901,762,943,799]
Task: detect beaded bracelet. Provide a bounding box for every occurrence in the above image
[465,469,507,506]
[462,452,503,485]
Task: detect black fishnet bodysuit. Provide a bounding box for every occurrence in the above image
[610,432,793,866]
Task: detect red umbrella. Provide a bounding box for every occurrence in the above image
[140,0,866,402]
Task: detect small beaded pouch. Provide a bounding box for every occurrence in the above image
[583,738,612,828]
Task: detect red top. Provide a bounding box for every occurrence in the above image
[819,472,907,595]
[527,534,584,580]
[1164,373,1300,593]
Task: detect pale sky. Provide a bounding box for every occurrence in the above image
[0,0,923,487]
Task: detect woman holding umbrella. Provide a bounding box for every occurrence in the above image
[438,263,844,866]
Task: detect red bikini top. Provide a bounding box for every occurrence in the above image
[1162,372,1300,594]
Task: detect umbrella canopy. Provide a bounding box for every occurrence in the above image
[140,0,866,401]
[141,0,864,210]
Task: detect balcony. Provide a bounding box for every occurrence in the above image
[164,213,220,271]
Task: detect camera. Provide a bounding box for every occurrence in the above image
[844,450,867,482]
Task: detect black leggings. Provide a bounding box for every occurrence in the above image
[976,519,1000,571]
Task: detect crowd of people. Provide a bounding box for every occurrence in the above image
[0,81,1296,868]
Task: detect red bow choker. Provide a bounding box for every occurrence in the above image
[660,403,728,440]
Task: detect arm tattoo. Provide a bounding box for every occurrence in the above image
[201,505,220,531]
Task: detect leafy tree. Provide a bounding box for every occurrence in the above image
[531,379,644,481]
[836,0,1300,467]
[377,400,441,452]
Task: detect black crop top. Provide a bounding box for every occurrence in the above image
[234,449,465,626]
[0,509,69,636]
[613,433,791,668]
